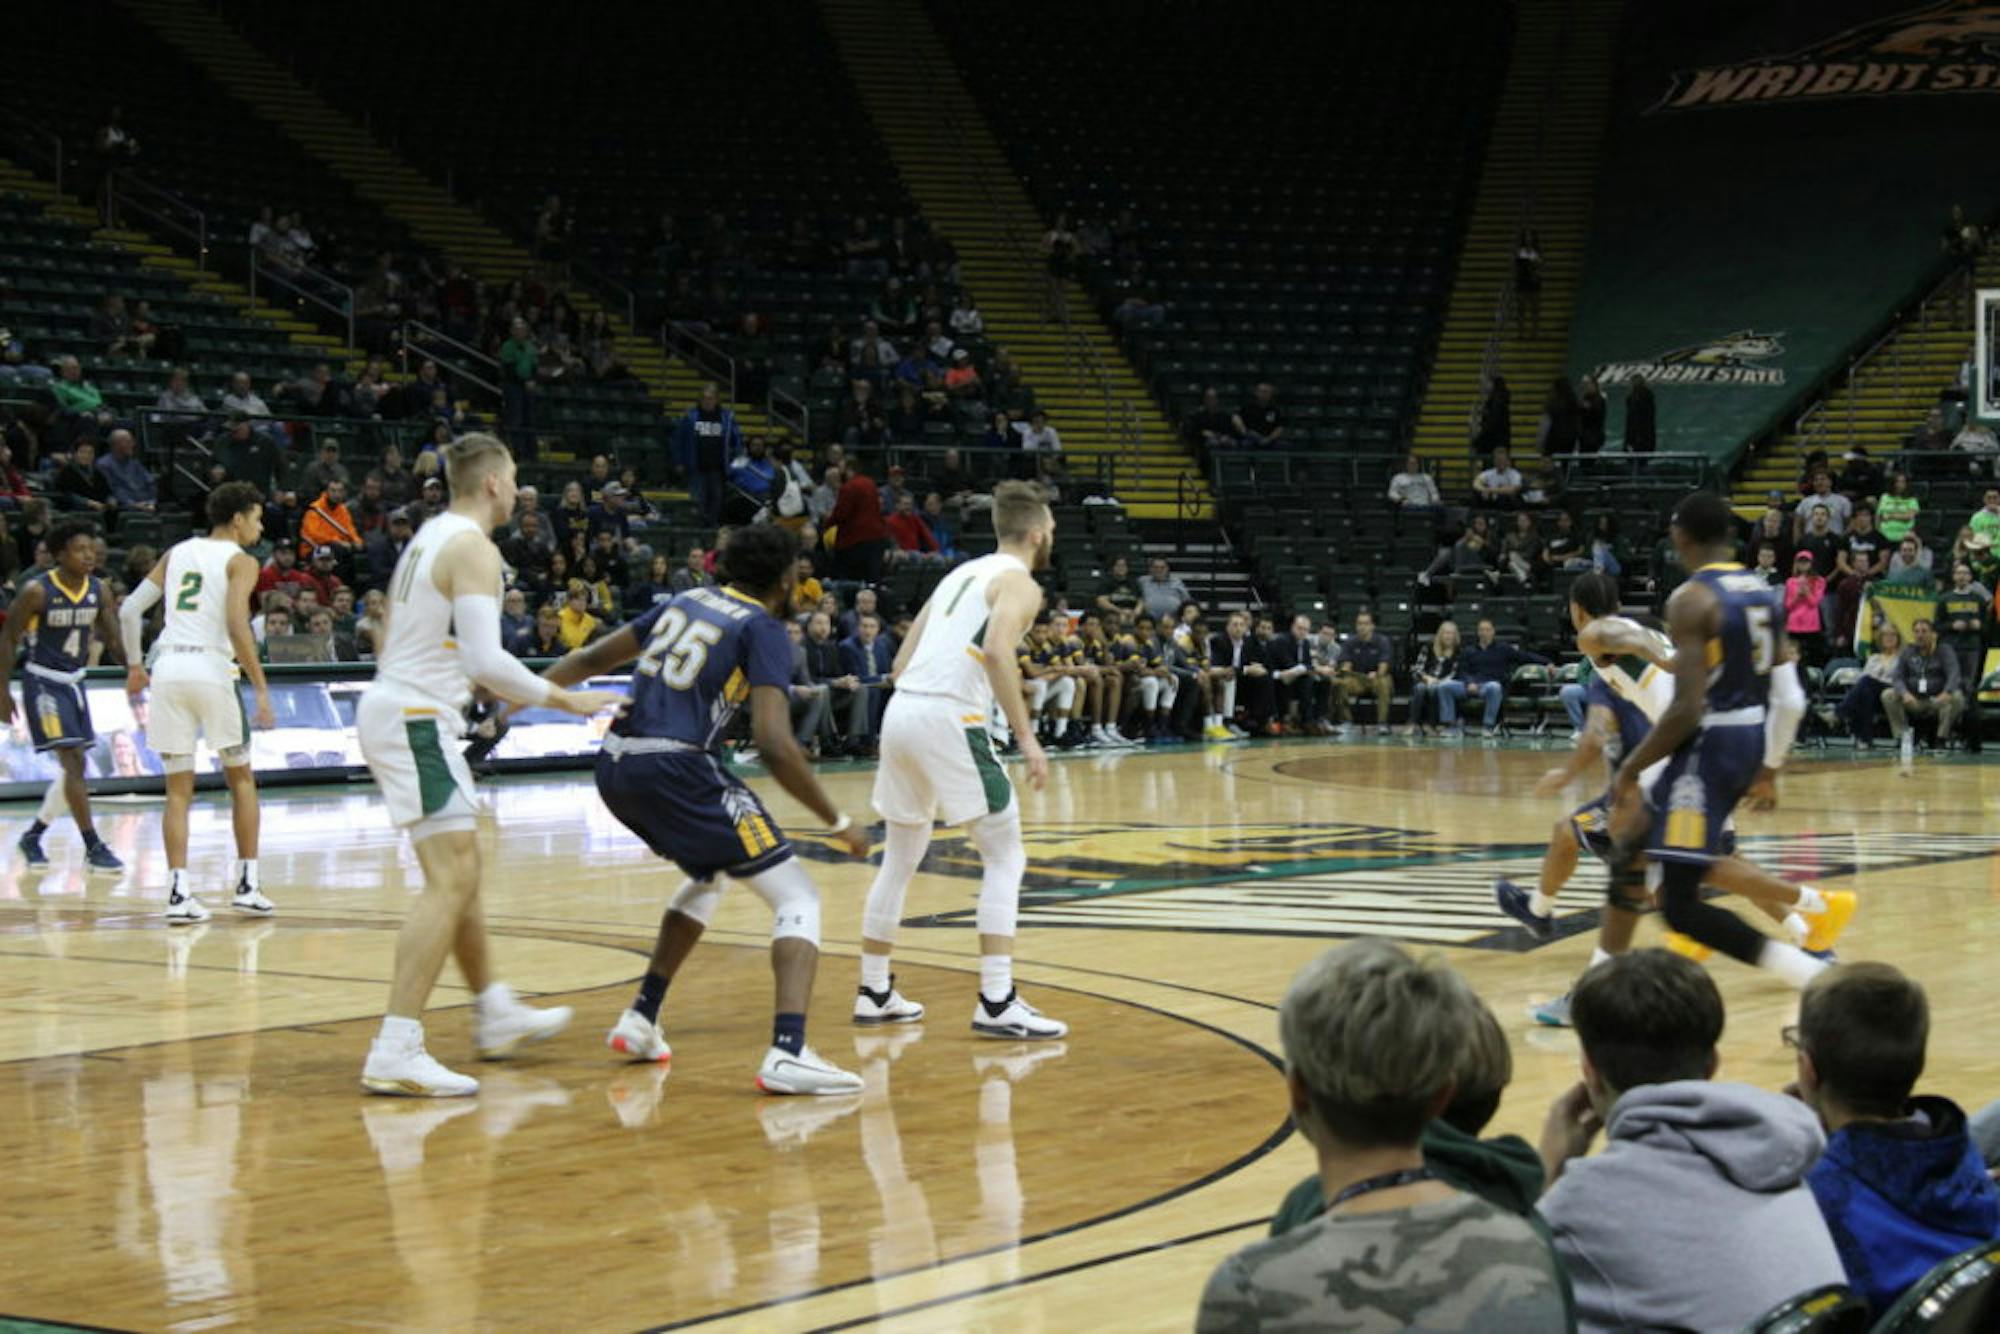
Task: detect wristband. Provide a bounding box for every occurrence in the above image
[828,814,852,835]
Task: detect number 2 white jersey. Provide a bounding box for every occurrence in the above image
[892,553,1030,711]
[151,537,244,684]
[369,511,486,718]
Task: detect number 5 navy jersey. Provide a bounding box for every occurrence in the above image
[611,585,793,750]
[1691,562,1782,714]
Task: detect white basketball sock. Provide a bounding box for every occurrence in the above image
[37,780,67,824]
[860,953,891,993]
[379,1014,423,1045]
[1528,890,1558,918]
[1782,912,1810,945]
[1587,947,1615,971]
[1793,885,1827,914]
[980,955,1012,1003]
[237,858,259,890]
[1758,940,1831,988]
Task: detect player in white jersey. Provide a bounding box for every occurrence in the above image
[357,434,622,1098]
[1494,571,1854,1023]
[120,483,277,922]
[855,480,1065,1039]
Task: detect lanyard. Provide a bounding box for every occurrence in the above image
[1328,1166,1436,1210]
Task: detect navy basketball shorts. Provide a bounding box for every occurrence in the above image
[24,677,93,752]
[1645,723,1764,867]
[595,749,793,881]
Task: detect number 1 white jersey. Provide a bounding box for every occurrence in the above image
[151,537,244,684]
[892,553,1030,711]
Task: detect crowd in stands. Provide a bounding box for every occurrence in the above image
[1199,941,2000,1331]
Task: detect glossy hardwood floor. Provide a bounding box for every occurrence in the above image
[2,735,1998,1331]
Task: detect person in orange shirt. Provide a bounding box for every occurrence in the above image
[299,478,361,561]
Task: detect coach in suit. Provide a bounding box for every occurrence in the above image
[838,612,895,752]
[1266,612,1329,733]
[1209,610,1274,732]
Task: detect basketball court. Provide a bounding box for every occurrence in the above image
[2,737,1996,1330]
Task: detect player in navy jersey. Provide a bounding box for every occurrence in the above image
[0,520,127,870]
[1612,492,1837,988]
[541,525,872,1095]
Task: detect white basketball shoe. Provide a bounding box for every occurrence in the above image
[755,1044,864,1096]
[971,989,1069,1040]
[606,1008,672,1063]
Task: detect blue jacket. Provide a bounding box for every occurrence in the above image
[840,634,893,683]
[728,454,776,500]
[1808,1096,2000,1314]
[1457,639,1547,687]
[671,405,741,475]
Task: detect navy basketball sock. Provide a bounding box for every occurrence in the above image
[772,1012,806,1056]
[633,972,668,1024]
[81,829,104,850]
[24,821,46,839]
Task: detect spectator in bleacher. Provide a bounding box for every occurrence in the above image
[87,295,145,359]
[839,612,893,752]
[1872,474,1920,548]
[501,513,553,594]
[1537,950,1841,1333]
[1196,941,1566,1333]
[1885,617,1964,752]
[1793,963,2000,1313]
[1094,556,1140,619]
[1387,452,1442,512]
[1576,376,1607,454]
[837,587,880,641]
[53,442,113,517]
[497,589,533,656]
[302,546,345,604]
[919,493,960,561]
[362,509,414,592]
[152,372,201,425]
[1331,610,1395,735]
[943,348,983,404]
[843,216,887,279]
[871,278,919,338]
[1939,562,1988,712]
[838,379,888,450]
[1421,517,1498,595]
[886,385,929,443]
[1622,375,1657,453]
[621,554,671,612]
[522,603,564,658]
[949,291,984,338]
[1473,446,1524,510]
[1793,503,1839,579]
[1906,408,1952,456]
[727,439,778,517]
[587,482,634,547]
[556,580,602,650]
[808,464,843,528]
[0,328,52,391]
[212,417,281,506]
[497,317,537,442]
[672,381,742,528]
[1042,213,1079,318]
[1139,557,1192,623]
[282,363,350,418]
[1887,534,1934,582]
[96,430,155,513]
[1839,623,1903,747]
[1016,409,1062,457]
[1542,509,1586,571]
[1742,506,1793,571]
[1407,621,1462,737]
[579,454,613,504]
[828,458,892,584]
[1537,378,1579,455]
[1750,545,1782,587]
[1473,375,1512,462]
[220,371,272,420]
[300,480,360,562]
[1449,618,1546,737]
[879,464,912,517]
[1839,446,1886,505]
[1501,511,1545,588]
[1784,551,1828,664]
[1267,613,1328,735]
[50,358,113,436]
[253,543,317,602]
[1832,506,1880,580]
[1232,383,1285,450]
[1952,416,1998,471]
[370,444,415,507]
[298,440,349,498]
[669,545,709,595]
[1186,387,1239,453]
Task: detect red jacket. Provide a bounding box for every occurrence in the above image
[828,475,888,549]
[255,564,318,600]
[885,509,938,554]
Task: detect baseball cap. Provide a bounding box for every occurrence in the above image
[312,545,335,560]
[603,481,627,497]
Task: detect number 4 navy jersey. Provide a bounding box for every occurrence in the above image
[612,585,792,750]
[1691,562,1782,714]
[28,571,104,674]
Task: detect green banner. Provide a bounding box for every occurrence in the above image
[1567,2,2000,469]
[1856,577,1936,657]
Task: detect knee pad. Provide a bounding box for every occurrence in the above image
[218,744,253,769]
[969,807,1026,937]
[741,857,822,945]
[668,877,724,928]
[160,753,197,775]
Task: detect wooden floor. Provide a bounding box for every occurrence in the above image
[3,737,1999,1331]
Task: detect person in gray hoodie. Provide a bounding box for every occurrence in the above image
[1537,949,1844,1333]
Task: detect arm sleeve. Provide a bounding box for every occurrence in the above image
[1764,659,1806,768]
[452,594,557,707]
[121,577,161,662]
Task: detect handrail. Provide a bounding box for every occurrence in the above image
[250,248,356,352]
[399,319,500,398]
[1208,448,1720,496]
[0,107,64,197]
[103,170,207,271]
[664,321,736,404]
[767,382,810,447]
[906,37,1143,477]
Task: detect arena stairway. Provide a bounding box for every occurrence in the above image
[1412,0,1619,493]
[1730,254,2000,512]
[819,0,1208,521]
[0,157,362,371]
[114,0,741,454]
